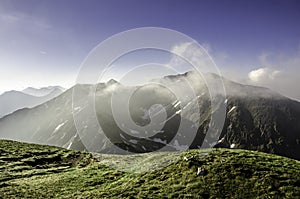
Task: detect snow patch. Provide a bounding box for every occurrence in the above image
[152,138,167,144]
[228,106,236,114]
[74,106,81,111]
[53,121,67,133]
[129,129,140,135]
[63,134,77,149]
[129,139,138,144]
[217,137,225,143]
[175,109,182,115]
[172,100,181,108]
[67,141,73,149]
[120,133,126,140]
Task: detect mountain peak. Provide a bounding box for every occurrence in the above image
[106,79,119,86]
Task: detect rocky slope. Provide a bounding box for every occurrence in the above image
[0,72,299,160]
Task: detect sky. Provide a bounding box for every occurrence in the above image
[0,0,300,100]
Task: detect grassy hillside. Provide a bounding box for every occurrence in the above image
[0,140,299,198]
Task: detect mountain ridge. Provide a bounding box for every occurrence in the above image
[0,72,299,160]
[22,86,65,97]
[0,87,64,118]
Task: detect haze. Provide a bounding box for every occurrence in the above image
[0,0,300,100]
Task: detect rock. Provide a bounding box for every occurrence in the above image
[197,167,206,176]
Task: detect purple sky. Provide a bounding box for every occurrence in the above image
[0,0,300,99]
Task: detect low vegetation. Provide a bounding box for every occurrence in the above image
[0,140,299,198]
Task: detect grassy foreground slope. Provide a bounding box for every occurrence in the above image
[0,140,299,198]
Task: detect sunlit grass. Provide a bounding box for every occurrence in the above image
[0,140,299,198]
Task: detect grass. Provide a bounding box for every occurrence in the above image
[0,139,299,198]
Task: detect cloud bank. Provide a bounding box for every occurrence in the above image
[246,51,300,101]
[168,42,300,101]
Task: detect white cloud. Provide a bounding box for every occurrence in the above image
[248,68,266,82]
[170,42,300,101]
[168,42,217,74]
[246,50,300,101]
[248,67,281,82]
[171,42,192,56]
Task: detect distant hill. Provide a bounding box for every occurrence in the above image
[0,140,299,198]
[0,72,299,160]
[22,86,65,97]
[0,86,64,118]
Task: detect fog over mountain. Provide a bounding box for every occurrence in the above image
[0,86,64,118]
[0,71,299,160]
[1,1,300,198]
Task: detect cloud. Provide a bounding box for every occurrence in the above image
[0,10,51,34]
[168,42,300,101]
[168,42,217,75]
[248,67,281,82]
[246,51,300,101]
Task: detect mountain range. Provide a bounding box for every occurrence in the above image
[22,86,65,97]
[0,72,299,160]
[0,86,65,118]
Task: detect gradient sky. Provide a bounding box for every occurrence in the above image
[0,0,300,99]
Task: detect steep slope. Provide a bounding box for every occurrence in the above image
[215,96,300,160]
[0,140,299,198]
[0,72,299,160]
[0,87,64,118]
[0,87,83,149]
